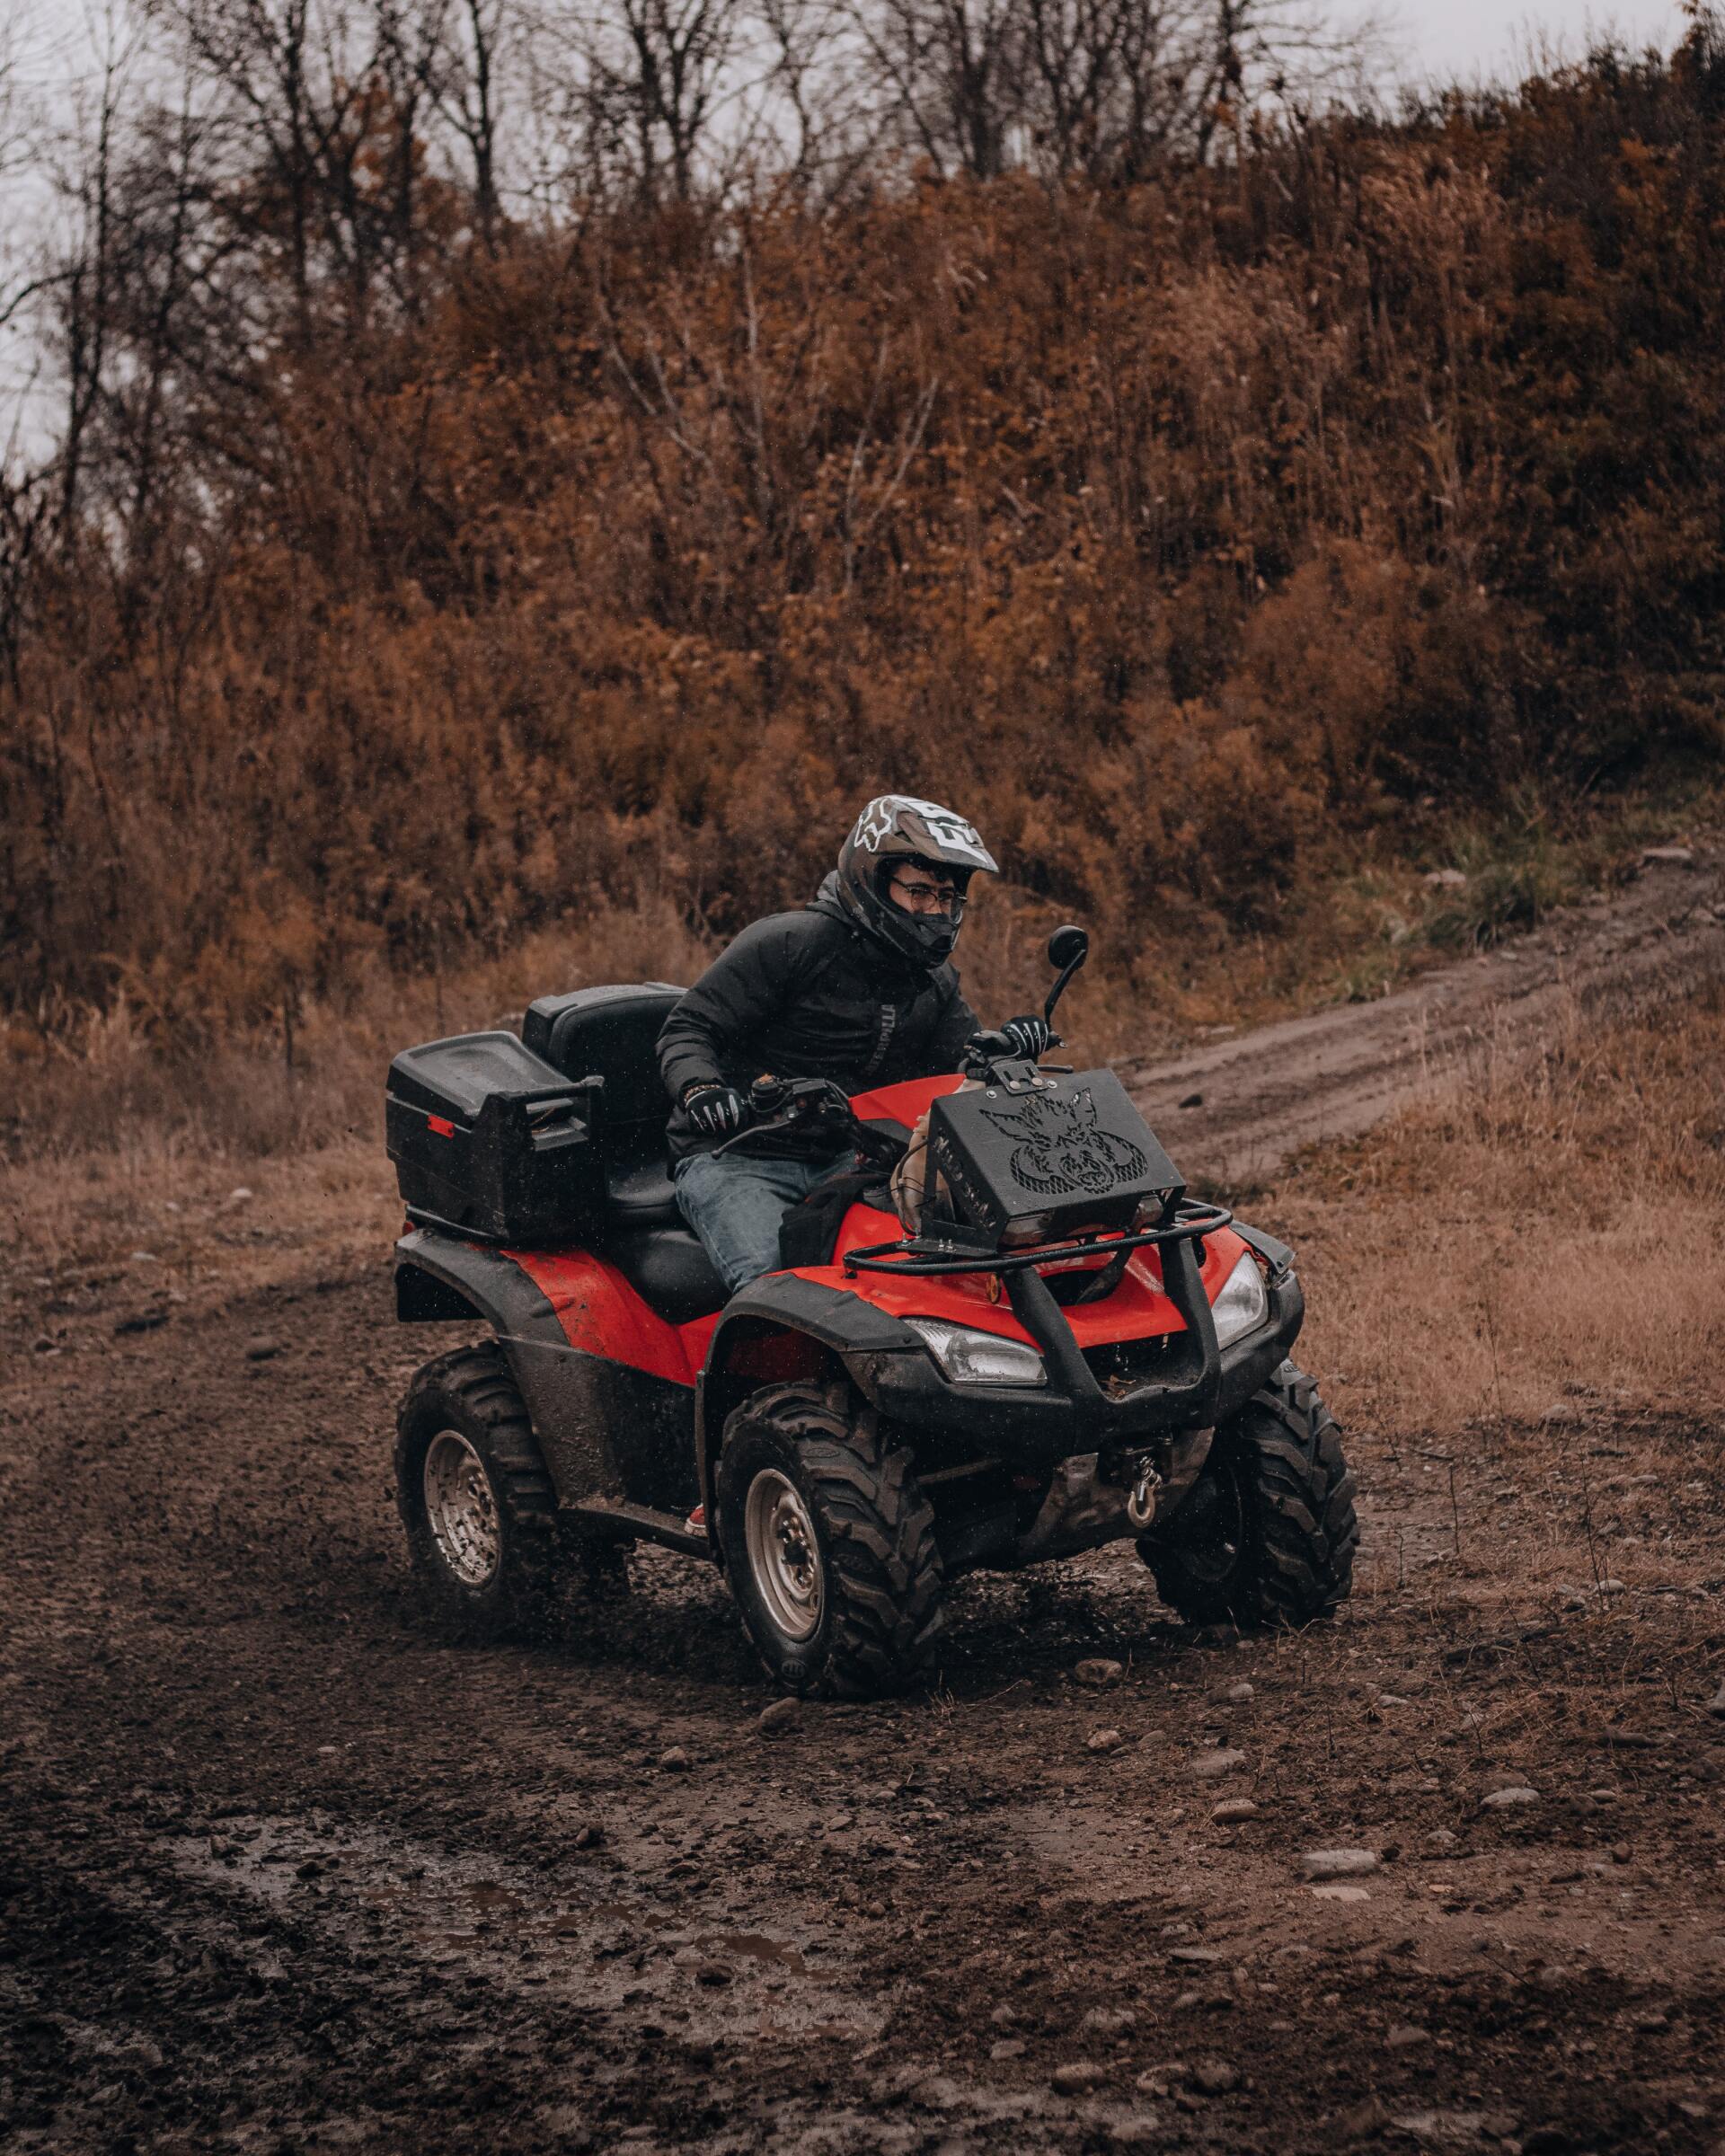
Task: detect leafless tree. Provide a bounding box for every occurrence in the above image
[4,0,1392,573]
[51,6,143,531]
[427,0,514,242]
[141,0,455,331]
[838,0,1382,180]
[750,0,884,199]
[1009,0,1212,176]
[1187,0,1386,160]
[845,0,1023,176]
[534,0,748,206]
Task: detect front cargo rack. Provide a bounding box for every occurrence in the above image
[839,1198,1233,1279]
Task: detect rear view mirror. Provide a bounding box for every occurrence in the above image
[1043,924,1090,1025]
[1047,925,1089,972]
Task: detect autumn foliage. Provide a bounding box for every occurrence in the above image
[2,25,1722,1049]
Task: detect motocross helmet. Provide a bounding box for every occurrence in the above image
[836,795,999,970]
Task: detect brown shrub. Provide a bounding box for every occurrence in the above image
[2,33,1721,1049]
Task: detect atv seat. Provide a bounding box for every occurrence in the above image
[521,982,727,1313]
[606,1153,681,1227]
[606,1226,726,1324]
[522,982,686,1228]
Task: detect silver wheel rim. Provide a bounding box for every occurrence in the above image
[423,1429,500,1586]
[744,1470,824,1641]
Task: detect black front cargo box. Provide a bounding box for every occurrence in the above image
[386,1031,604,1243]
[926,1065,1183,1246]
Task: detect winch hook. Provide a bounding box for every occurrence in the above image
[1126,1459,1163,1532]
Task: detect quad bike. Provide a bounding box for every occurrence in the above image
[385,928,1358,1695]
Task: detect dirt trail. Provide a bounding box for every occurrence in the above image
[4,853,1724,2154]
[1119,846,1725,1182]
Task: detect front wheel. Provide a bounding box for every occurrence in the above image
[1139,1363,1358,1627]
[716,1381,944,1698]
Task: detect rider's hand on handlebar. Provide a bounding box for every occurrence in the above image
[683,1082,747,1137]
[1001,1013,1055,1060]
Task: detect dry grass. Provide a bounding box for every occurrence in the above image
[1275,985,1725,1446]
[0,881,1135,1292]
[4,778,1710,1176]
[1246,985,1725,1664]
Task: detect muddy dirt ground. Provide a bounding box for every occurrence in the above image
[5,848,1725,2155]
[4,1248,1724,2155]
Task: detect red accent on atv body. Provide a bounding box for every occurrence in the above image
[845,1072,966,1127]
[506,1247,716,1386]
[504,1068,1247,1381]
[824,1069,1249,1348]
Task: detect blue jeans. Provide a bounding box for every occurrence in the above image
[674,1146,856,1295]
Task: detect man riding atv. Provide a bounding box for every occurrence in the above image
[385,809,1358,1696]
[660,796,1051,1295]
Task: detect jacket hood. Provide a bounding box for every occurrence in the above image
[808,869,850,923]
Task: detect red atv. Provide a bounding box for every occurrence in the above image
[385,929,1357,1696]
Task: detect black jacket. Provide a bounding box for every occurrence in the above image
[658,872,981,1159]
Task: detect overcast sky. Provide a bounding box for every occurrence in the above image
[1369,0,1687,86]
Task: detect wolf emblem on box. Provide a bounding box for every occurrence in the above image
[982,1087,1149,1197]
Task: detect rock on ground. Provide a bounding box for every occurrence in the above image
[1299,1849,1380,1881]
[1191,1747,1248,1780]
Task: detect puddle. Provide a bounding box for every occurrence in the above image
[693,1931,806,1973]
[465,1880,526,1916]
[161,1814,879,2045]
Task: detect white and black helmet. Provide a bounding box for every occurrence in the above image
[835,795,999,970]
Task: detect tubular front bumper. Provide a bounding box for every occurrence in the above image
[849,1262,1305,1460]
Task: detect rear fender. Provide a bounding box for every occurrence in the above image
[694,1274,923,1544]
[393,1228,647,1507]
[394,1228,560,1338]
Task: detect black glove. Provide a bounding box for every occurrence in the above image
[683,1082,747,1138]
[1000,1014,1053,1061]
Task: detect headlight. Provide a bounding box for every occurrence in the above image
[903,1316,1047,1388]
[1211,1252,1269,1349]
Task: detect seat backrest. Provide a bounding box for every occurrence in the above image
[521,984,685,1136]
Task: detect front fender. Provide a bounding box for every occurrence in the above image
[694,1273,922,1528]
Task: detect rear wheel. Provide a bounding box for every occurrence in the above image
[396,1344,616,1635]
[716,1381,944,1698]
[1139,1363,1357,1627]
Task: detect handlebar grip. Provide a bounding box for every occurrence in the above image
[968,1029,1061,1063]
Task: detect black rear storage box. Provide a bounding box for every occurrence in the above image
[386,1031,604,1242]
